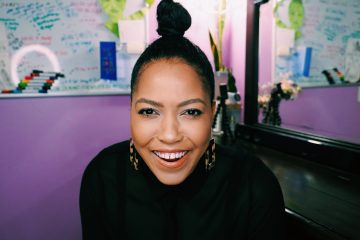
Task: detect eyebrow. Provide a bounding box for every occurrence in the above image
[135,98,163,107]
[178,98,207,107]
[135,98,207,108]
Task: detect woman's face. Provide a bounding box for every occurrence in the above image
[131,59,215,185]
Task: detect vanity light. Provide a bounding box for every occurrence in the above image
[11,44,61,85]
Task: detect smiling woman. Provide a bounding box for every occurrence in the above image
[79,0,285,239]
[131,60,214,185]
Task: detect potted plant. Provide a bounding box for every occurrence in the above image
[208,0,239,99]
[209,9,241,135]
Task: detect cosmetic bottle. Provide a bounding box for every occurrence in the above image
[117,43,130,82]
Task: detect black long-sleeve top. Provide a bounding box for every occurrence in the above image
[80,140,285,239]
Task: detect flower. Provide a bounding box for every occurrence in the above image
[258,73,301,110]
[258,94,271,109]
[278,73,301,100]
[258,73,301,126]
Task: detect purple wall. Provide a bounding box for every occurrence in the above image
[0,96,131,239]
[280,87,360,143]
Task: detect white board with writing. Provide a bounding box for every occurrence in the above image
[274,0,360,87]
[0,0,146,97]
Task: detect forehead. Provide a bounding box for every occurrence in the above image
[133,59,209,101]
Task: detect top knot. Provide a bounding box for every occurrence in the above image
[156,0,191,37]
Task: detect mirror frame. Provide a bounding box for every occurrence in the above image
[236,0,360,175]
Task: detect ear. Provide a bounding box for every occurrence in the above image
[211,100,217,117]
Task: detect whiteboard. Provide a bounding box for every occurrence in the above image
[0,0,146,97]
[274,0,360,87]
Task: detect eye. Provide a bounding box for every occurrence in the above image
[182,108,203,117]
[138,108,158,117]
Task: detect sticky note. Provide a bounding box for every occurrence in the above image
[276,28,295,56]
[118,19,146,54]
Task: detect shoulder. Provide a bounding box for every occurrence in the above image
[217,144,285,238]
[96,140,130,160]
[82,140,129,178]
[217,143,283,199]
[216,143,261,176]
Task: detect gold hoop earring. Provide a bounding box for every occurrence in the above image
[129,139,139,171]
[205,138,215,172]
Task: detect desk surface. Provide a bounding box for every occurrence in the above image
[237,141,360,240]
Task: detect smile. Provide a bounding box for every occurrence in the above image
[153,151,188,162]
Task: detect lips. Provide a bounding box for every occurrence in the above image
[153,151,188,162]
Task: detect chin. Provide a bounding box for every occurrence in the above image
[154,171,189,186]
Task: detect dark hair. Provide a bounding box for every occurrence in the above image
[130,0,214,102]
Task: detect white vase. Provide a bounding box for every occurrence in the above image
[226,92,241,133]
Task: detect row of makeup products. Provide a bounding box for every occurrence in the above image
[1,70,65,94]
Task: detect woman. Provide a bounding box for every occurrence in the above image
[80,0,285,239]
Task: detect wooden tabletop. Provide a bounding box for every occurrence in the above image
[235,141,360,240]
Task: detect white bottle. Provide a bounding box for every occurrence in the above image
[226,92,241,133]
[117,43,130,82]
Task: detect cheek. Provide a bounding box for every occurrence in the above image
[130,110,158,147]
[181,117,212,147]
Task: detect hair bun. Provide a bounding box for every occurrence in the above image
[156,0,191,37]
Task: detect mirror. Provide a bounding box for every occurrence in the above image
[239,0,360,174]
[257,0,360,144]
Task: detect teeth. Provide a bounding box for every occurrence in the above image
[154,151,187,160]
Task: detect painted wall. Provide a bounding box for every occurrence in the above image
[0,95,131,239]
[0,1,248,239]
[280,87,360,143]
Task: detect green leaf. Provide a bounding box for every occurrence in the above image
[273,0,288,29]
[289,0,304,30]
[209,31,221,71]
[289,0,304,39]
[275,19,288,29]
[128,10,145,20]
[295,30,302,40]
[105,21,119,38]
[145,0,155,6]
[128,1,155,20]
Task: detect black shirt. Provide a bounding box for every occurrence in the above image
[80,140,285,239]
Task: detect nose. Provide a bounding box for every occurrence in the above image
[158,114,183,144]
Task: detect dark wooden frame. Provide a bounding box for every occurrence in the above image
[238,0,360,175]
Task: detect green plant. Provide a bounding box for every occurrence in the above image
[209,31,238,93]
[208,0,238,93]
[209,31,223,72]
